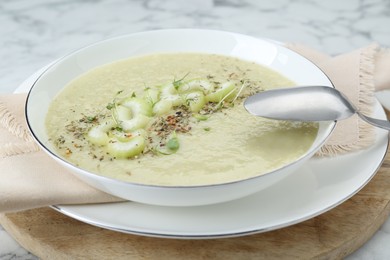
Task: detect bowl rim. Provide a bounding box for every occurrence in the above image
[25,28,337,189]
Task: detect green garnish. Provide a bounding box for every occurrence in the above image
[172,72,190,90]
[215,87,237,111]
[154,132,180,155]
[231,80,249,104]
[166,132,179,151]
[106,103,115,110]
[86,116,97,122]
[193,114,209,121]
[106,90,125,110]
[83,76,257,160]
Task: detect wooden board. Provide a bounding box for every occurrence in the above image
[1,153,390,260]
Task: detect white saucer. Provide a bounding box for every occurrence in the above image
[376,90,390,111]
[17,65,389,239]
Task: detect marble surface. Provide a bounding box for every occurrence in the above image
[0,0,389,259]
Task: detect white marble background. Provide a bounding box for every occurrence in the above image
[0,0,389,259]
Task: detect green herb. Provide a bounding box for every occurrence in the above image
[173,72,190,90]
[106,90,125,110]
[86,116,97,122]
[167,135,179,151]
[106,103,115,110]
[203,127,211,131]
[193,114,209,121]
[231,80,249,103]
[215,87,237,111]
[154,132,180,155]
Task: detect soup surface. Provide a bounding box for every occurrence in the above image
[46,53,318,186]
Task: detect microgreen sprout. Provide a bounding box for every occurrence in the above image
[231,80,249,104]
[173,72,190,90]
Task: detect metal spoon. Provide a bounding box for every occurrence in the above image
[244,86,390,131]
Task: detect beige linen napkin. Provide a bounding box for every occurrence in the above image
[0,94,122,213]
[1,45,389,213]
[288,43,388,155]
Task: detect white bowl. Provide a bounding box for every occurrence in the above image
[26,29,335,206]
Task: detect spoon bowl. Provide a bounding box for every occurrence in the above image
[244,86,390,131]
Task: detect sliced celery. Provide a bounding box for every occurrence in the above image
[110,129,148,143]
[121,97,153,117]
[144,88,160,105]
[160,83,183,107]
[107,136,145,158]
[131,128,147,137]
[206,82,237,103]
[178,79,214,94]
[184,91,206,113]
[121,114,151,132]
[160,94,183,107]
[84,77,244,160]
[160,83,178,95]
[153,99,173,116]
[114,105,132,122]
[87,120,116,146]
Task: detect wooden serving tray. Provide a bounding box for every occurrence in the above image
[1,149,390,259]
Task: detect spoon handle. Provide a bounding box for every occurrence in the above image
[357,112,390,131]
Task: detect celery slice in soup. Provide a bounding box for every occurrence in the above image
[121,97,153,117]
[160,83,183,106]
[178,79,214,94]
[114,105,132,121]
[153,99,173,115]
[206,82,237,102]
[120,114,151,132]
[111,129,147,142]
[107,136,145,158]
[185,91,206,112]
[144,88,160,105]
[87,120,116,145]
[117,97,153,131]
[161,94,183,107]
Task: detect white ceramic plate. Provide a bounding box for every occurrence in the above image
[17,49,389,240]
[376,90,390,111]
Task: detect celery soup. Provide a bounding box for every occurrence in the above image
[45,53,318,186]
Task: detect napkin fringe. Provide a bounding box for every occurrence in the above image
[357,43,377,143]
[316,44,377,156]
[0,100,40,157]
[0,101,32,142]
[0,141,40,157]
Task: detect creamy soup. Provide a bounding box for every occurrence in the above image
[46,53,318,186]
